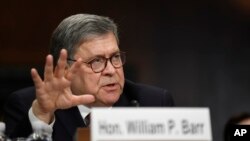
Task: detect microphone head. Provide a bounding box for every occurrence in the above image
[130,100,140,107]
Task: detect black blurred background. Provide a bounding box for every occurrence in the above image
[1,0,250,141]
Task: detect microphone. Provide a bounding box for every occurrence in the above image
[130,100,140,107]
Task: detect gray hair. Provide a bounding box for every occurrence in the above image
[49,13,119,65]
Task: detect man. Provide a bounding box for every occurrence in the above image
[3,14,174,141]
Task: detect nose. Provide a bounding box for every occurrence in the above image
[102,60,116,75]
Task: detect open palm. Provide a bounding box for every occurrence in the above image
[30,49,95,123]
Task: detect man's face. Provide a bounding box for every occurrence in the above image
[70,32,125,107]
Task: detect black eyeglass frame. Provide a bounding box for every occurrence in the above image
[67,51,126,73]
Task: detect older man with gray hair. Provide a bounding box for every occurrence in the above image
[4,13,174,141]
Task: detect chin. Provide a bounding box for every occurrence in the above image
[97,87,122,106]
[102,94,121,106]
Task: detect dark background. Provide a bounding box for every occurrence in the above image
[1,0,250,141]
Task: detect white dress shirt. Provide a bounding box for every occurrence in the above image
[28,105,91,137]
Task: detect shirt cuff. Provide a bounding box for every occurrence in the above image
[28,107,55,136]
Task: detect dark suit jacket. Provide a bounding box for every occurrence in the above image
[3,79,174,141]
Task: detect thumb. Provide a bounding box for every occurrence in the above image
[70,94,95,106]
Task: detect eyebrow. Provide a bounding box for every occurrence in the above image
[85,51,121,61]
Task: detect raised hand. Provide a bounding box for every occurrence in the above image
[30,49,95,123]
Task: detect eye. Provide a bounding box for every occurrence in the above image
[89,57,104,64]
[112,54,121,60]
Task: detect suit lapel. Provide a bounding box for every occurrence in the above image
[113,93,130,107]
[114,80,138,107]
[113,90,135,107]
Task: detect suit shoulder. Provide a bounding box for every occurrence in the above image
[9,86,35,99]
[6,86,36,110]
[125,79,169,94]
[124,80,174,106]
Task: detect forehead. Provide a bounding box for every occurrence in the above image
[75,33,119,59]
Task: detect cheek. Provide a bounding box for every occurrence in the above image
[84,75,101,92]
[71,71,101,95]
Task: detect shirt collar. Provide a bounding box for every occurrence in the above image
[77,105,91,119]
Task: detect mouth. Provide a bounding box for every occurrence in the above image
[102,83,119,92]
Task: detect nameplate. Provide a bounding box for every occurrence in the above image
[91,107,212,141]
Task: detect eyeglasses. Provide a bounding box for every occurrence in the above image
[67,51,126,73]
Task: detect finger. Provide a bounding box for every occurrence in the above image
[65,58,82,80]
[70,94,95,106]
[44,55,54,81]
[54,49,68,78]
[31,68,43,88]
